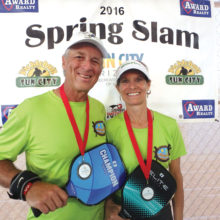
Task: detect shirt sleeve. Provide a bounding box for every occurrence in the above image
[0,101,29,161]
[170,121,187,160]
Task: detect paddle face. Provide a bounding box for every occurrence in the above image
[66,143,126,205]
[119,160,176,219]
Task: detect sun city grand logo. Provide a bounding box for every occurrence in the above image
[180,0,211,17]
[166,60,203,85]
[0,0,38,13]
[16,61,60,88]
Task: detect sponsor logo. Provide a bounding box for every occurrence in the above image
[154,145,171,162]
[103,53,144,69]
[182,100,215,119]
[0,0,38,13]
[180,0,211,18]
[166,60,203,85]
[150,170,169,191]
[1,105,17,124]
[107,104,125,119]
[92,121,106,136]
[16,60,60,88]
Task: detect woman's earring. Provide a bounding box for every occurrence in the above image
[147,90,151,95]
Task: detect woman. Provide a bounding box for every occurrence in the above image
[105,60,186,220]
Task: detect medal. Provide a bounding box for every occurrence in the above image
[124,108,153,182]
[124,108,154,206]
[141,186,154,201]
[78,162,92,179]
[60,84,90,173]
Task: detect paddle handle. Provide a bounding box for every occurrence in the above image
[32,207,42,217]
[118,209,129,219]
[31,186,67,217]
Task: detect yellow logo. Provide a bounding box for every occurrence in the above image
[166,60,203,85]
[19,60,57,77]
[16,61,60,87]
[168,60,201,76]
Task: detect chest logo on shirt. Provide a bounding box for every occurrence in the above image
[154,145,171,162]
[92,121,106,136]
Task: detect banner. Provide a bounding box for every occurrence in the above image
[0,0,217,126]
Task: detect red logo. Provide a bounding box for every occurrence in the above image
[184,101,197,117]
[181,0,194,14]
[3,106,15,119]
[1,0,13,11]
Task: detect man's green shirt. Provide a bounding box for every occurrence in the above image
[0,90,107,220]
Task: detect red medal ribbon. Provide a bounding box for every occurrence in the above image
[124,108,153,180]
[60,84,89,156]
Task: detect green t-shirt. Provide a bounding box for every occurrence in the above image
[0,90,107,220]
[106,111,186,187]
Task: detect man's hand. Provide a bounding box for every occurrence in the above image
[105,198,130,220]
[25,181,68,214]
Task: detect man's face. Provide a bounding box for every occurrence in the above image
[62,44,103,94]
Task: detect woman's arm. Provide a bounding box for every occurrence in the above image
[169,158,184,220]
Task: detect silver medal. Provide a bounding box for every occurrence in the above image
[78,163,92,179]
[141,186,154,201]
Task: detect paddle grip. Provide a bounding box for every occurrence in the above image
[118,210,128,219]
[32,207,42,217]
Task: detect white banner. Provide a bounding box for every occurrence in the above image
[0,0,218,126]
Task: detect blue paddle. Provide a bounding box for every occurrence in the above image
[32,143,127,217]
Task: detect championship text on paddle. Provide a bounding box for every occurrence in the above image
[100,149,119,187]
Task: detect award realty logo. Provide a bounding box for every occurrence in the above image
[16,60,60,88]
[166,60,203,85]
[0,0,38,13]
[1,105,17,125]
[180,0,211,17]
[182,100,215,119]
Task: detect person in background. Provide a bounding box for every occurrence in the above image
[0,32,108,220]
[105,60,187,220]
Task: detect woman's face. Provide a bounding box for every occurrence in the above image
[116,70,151,106]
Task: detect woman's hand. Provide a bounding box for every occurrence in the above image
[104,198,130,220]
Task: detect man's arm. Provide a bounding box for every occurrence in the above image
[0,159,68,215]
[0,159,20,187]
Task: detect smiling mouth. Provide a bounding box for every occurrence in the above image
[127,92,140,96]
[79,73,92,79]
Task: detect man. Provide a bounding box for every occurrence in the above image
[0,32,108,219]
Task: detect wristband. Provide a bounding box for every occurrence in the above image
[8,170,41,201]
